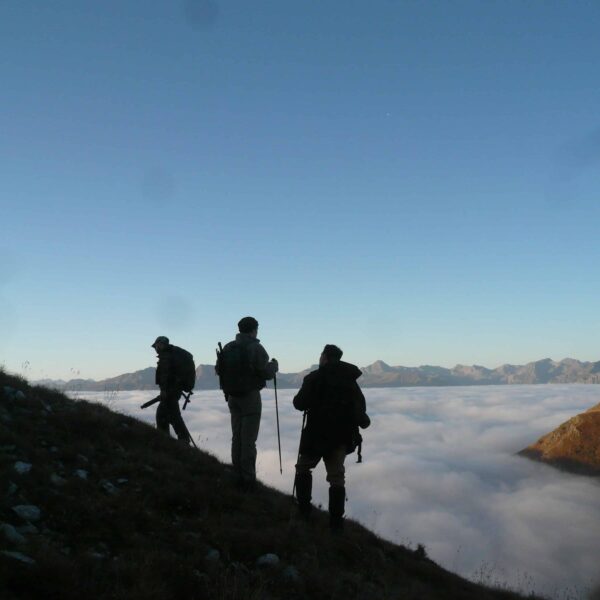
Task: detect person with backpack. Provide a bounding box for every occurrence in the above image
[292,344,370,532]
[151,336,196,443]
[215,317,278,491]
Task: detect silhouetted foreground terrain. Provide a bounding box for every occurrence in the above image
[520,402,600,476]
[37,357,600,392]
[1,369,542,600]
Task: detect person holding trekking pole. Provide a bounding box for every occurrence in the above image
[292,344,370,533]
[215,317,278,492]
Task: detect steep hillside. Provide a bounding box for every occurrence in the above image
[0,369,543,600]
[0,372,544,600]
[519,403,600,475]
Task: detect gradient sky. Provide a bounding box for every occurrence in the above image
[2,1,600,380]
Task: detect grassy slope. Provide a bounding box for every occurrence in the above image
[0,369,541,600]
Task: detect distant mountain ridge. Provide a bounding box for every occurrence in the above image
[36,357,600,391]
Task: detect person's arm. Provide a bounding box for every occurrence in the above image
[293,375,315,411]
[156,358,168,389]
[253,343,278,381]
[353,382,371,428]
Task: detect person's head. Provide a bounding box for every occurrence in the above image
[151,335,170,354]
[238,316,259,338]
[320,344,343,366]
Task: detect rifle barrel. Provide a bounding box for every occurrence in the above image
[140,395,161,409]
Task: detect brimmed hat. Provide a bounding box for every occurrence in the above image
[151,336,169,348]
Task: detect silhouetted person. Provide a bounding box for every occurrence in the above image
[152,336,194,442]
[216,317,278,491]
[293,344,370,532]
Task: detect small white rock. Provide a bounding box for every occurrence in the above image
[101,480,118,495]
[1,550,35,565]
[14,390,26,401]
[13,461,32,475]
[74,469,88,480]
[256,553,280,568]
[0,523,27,545]
[281,565,302,583]
[205,549,220,562]
[17,524,39,535]
[12,505,41,522]
[50,474,66,486]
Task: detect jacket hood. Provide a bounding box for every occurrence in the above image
[235,333,260,345]
[318,361,362,383]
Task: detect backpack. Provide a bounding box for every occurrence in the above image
[216,341,259,395]
[315,376,365,460]
[171,346,196,393]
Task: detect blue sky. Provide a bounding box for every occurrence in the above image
[2,1,600,379]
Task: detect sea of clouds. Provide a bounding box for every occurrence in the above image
[77,384,600,599]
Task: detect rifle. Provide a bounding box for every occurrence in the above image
[141,395,161,409]
[140,392,192,411]
[215,342,228,402]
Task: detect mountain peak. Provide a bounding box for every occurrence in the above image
[363,360,392,374]
[520,402,600,475]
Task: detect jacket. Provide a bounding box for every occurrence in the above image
[217,333,277,393]
[293,361,369,456]
[155,345,187,392]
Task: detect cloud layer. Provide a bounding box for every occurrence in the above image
[78,384,600,598]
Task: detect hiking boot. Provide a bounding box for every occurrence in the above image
[294,472,312,520]
[329,485,345,533]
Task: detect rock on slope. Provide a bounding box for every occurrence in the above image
[519,403,600,475]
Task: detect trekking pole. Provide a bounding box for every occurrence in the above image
[274,373,282,475]
[292,410,307,498]
[182,420,198,449]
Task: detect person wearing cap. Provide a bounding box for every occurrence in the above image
[292,344,370,532]
[151,336,190,442]
[216,317,278,491]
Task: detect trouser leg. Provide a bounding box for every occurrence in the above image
[294,454,320,519]
[239,402,261,483]
[155,400,170,433]
[324,446,347,532]
[228,397,243,478]
[166,393,189,442]
[229,391,262,485]
[323,445,346,488]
